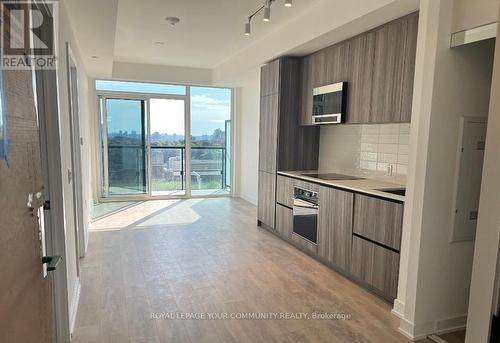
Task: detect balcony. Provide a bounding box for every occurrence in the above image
[106,145,229,196]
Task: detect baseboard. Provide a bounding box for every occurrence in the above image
[83,226,90,256]
[239,194,257,206]
[434,314,467,335]
[392,299,405,319]
[69,278,81,335]
[398,313,467,341]
[398,317,434,341]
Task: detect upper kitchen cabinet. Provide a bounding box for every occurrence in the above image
[299,56,314,126]
[298,12,418,125]
[347,31,376,124]
[261,59,280,97]
[401,12,419,122]
[371,16,407,123]
[313,41,350,88]
[370,13,418,123]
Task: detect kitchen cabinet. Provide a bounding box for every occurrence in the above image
[258,94,278,173]
[401,12,419,122]
[298,12,418,125]
[318,186,354,271]
[347,31,376,124]
[299,56,313,125]
[260,59,280,97]
[276,204,293,239]
[258,58,320,230]
[350,236,400,300]
[353,194,404,251]
[312,41,350,88]
[276,175,295,208]
[258,171,276,228]
[370,17,406,123]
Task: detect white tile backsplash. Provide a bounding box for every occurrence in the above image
[319,123,411,184]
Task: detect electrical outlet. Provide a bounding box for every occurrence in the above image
[386,164,394,176]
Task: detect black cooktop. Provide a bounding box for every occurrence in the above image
[302,173,364,181]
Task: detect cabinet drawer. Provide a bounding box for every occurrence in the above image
[291,232,318,255]
[276,204,293,239]
[353,194,403,251]
[350,236,400,300]
[276,175,294,208]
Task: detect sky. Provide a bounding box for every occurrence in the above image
[101,81,231,137]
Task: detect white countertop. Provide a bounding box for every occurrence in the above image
[277,171,406,202]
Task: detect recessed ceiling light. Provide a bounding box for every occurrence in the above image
[165,17,180,27]
[284,0,292,7]
[91,55,99,59]
[154,41,165,46]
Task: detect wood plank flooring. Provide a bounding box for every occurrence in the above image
[73,198,438,343]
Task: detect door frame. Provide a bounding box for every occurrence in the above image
[97,90,192,200]
[65,43,85,262]
[32,1,71,342]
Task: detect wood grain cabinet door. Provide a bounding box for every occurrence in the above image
[350,236,400,300]
[261,59,280,97]
[258,94,278,173]
[276,204,293,239]
[370,18,406,123]
[317,187,354,271]
[299,55,314,126]
[347,31,376,124]
[353,194,404,251]
[276,175,295,208]
[400,12,419,122]
[258,171,276,228]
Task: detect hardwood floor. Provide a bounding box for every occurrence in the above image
[73,198,435,343]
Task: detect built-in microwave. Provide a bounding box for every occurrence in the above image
[312,82,348,125]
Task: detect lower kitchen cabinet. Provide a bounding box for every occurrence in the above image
[258,171,276,229]
[318,186,354,271]
[276,204,293,239]
[353,194,404,251]
[276,175,295,208]
[350,236,400,300]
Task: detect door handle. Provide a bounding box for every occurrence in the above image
[42,256,62,272]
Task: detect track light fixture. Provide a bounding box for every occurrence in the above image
[245,20,251,36]
[263,1,271,22]
[244,0,293,36]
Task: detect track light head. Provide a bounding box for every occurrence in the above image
[285,0,292,7]
[245,20,251,36]
[263,3,271,22]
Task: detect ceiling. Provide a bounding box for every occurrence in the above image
[65,0,321,76]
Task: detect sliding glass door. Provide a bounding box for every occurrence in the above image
[190,87,232,196]
[97,81,232,200]
[149,98,186,196]
[103,98,147,196]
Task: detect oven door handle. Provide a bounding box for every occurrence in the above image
[293,198,319,210]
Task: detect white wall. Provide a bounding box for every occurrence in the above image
[230,69,261,205]
[452,0,499,33]
[396,0,495,339]
[466,6,500,341]
[112,61,212,86]
[57,0,93,333]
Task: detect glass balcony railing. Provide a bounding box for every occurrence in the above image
[106,145,228,195]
